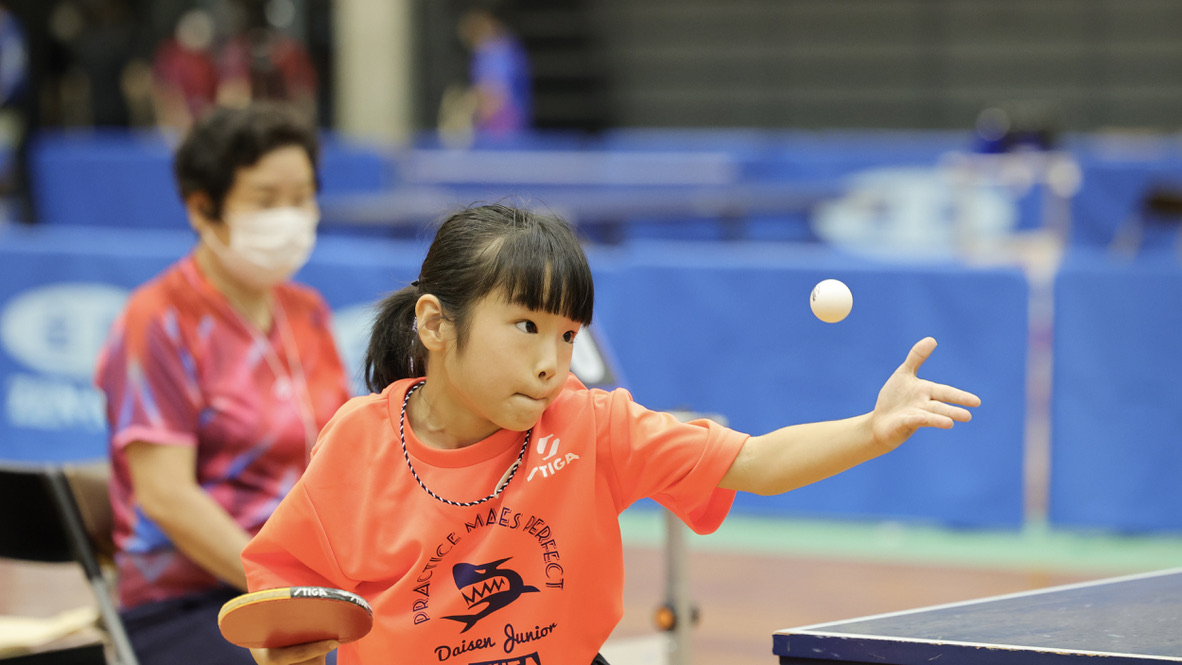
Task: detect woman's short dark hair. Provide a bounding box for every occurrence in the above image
[172,103,319,220]
[364,204,595,392]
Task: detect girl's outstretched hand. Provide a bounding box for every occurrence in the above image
[250,641,339,665]
[870,337,981,452]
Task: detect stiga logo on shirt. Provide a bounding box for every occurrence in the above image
[444,558,539,632]
[526,435,579,482]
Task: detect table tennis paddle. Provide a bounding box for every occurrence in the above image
[218,586,373,649]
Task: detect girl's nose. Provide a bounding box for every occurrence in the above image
[536,340,559,380]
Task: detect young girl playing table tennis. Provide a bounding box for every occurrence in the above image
[242,204,980,665]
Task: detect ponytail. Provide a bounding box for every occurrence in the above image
[363,285,423,392]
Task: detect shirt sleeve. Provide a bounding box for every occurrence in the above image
[241,480,350,592]
[96,303,202,450]
[600,388,748,535]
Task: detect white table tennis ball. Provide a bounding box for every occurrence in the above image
[810,279,853,323]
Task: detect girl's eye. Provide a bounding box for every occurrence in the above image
[563,330,578,343]
[516,321,537,334]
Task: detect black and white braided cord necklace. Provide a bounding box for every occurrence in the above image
[399,381,531,507]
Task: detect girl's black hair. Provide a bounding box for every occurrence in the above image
[172,102,320,220]
[364,204,594,392]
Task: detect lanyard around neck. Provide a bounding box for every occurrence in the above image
[184,259,321,463]
[255,301,320,463]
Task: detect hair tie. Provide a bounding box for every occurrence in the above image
[411,280,420,288]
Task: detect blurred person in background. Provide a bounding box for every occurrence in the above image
[152,0,319,132]
[150,7,219,132]
[439,0,531,144]
[217,0,317,123]
[94,103,350,665]
[53,0,139,126]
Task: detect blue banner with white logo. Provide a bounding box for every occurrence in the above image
[0,225,1031,528]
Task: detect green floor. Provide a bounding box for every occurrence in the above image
[618,508,1182,576]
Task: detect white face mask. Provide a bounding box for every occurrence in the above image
[203,207,319,290]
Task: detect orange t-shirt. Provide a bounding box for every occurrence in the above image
[242,376,747,664]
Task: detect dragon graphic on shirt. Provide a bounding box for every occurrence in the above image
[443,558,539,633]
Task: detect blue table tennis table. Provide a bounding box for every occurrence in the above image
[773,567,1182,664]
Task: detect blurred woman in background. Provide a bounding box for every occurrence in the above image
[94,102,349,665]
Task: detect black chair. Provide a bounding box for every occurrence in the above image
[0,461,138,665]
[1,646,108,665]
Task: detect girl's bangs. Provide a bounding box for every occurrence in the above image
[489,229,594,325]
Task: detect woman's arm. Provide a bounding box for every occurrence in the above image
[125,441,253,590]
[719,337,980,495]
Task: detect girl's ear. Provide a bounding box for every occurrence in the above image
[415,295,450,351]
